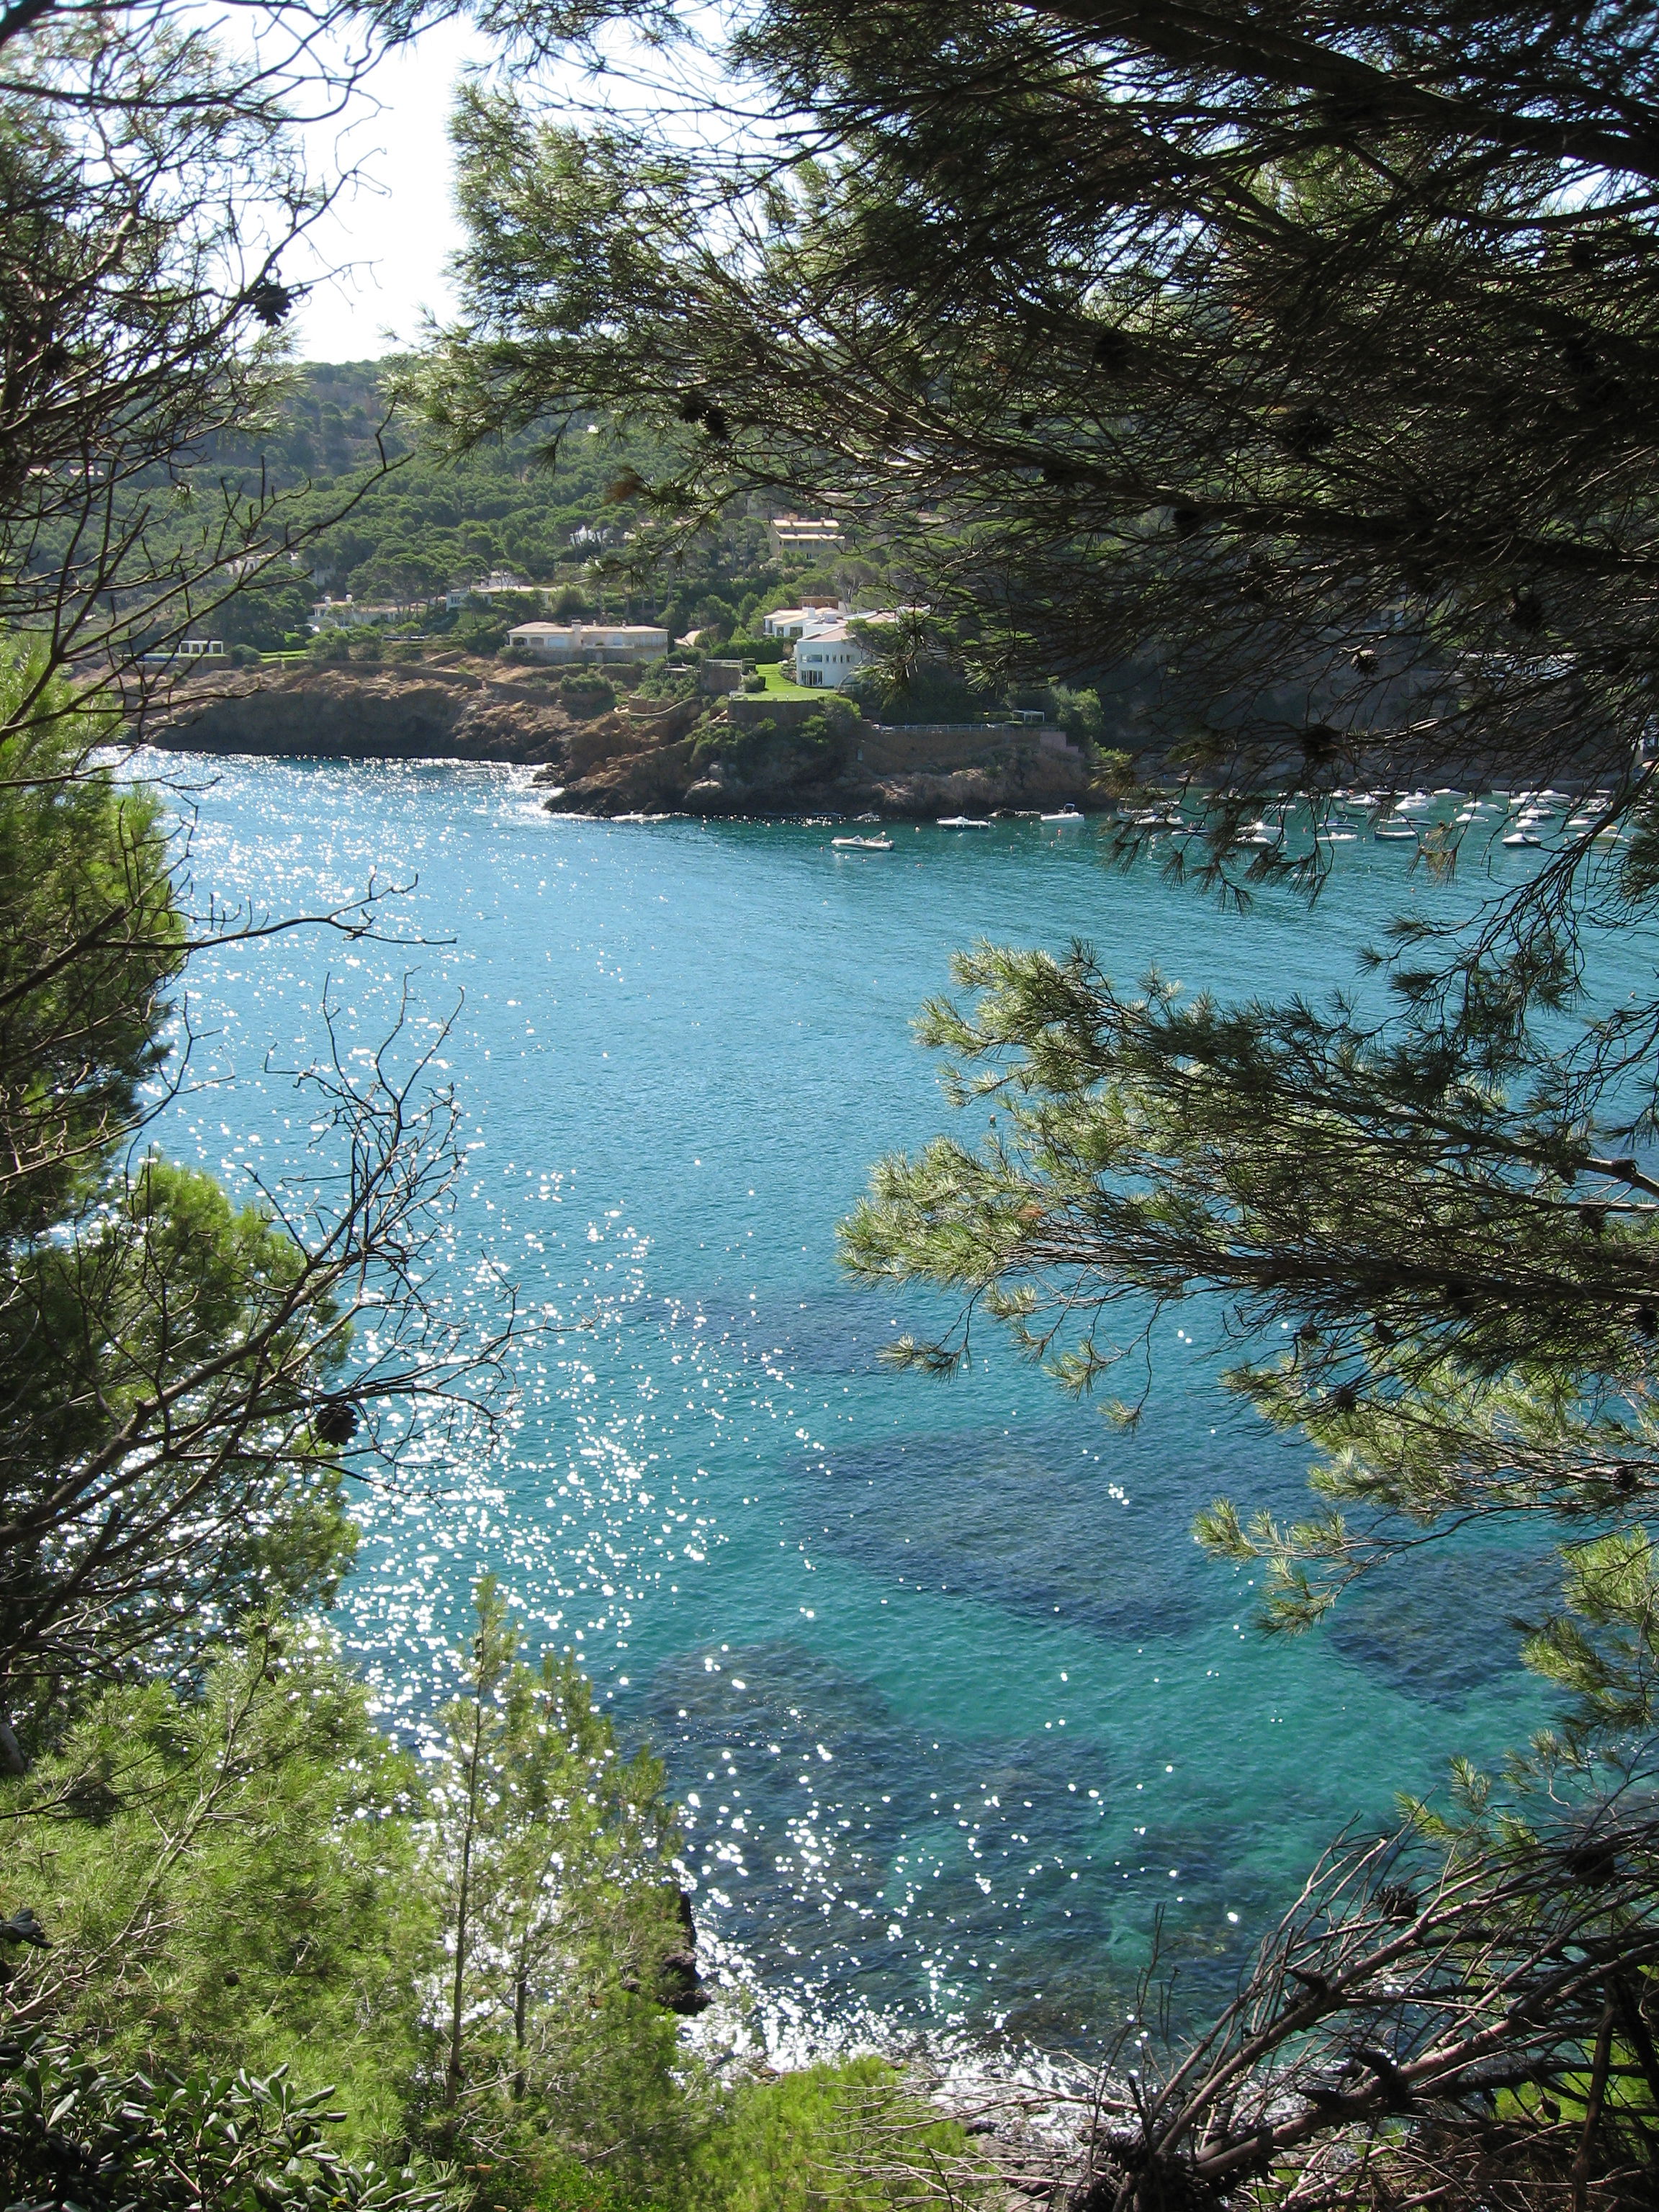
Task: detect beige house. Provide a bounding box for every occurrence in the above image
[765,516,845,552]
[507,621,670,662]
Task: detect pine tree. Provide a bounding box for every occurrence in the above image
[423,1580,696,2189]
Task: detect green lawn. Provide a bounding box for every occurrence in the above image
[754,662,823,700]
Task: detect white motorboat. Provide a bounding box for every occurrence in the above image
[1040,807,1086,824]
[1130,811,1184,831]
[1503,831,1542,848]
[832,835,894,850]
[1374,822,1420,842]
[937,815,994,829]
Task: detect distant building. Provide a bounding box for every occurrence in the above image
[507,621,670,662]
[791,620,873,688]
[767,516,845,553]
[140,639,226,665]
[310,598,410,629]
[788,606,908,689]
[762,602,845,641]
[443,572,534,611]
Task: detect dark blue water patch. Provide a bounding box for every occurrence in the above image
[658,1283,925,1379]
[1326,1545,1562,1707]
[788,1417,1296,1645]
[636,1636,1269,2041]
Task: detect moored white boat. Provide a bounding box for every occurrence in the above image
[832,835,894,850]
[937,815,994,829]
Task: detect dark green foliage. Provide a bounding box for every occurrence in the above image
[422,1580,692,2187]
[557,670,618,716]
[212,364,785,642]
[842,661,992,726]
[693,706,853,787]
[0,650,181,1242]
[0,652,377,1735]
[0,2046,446,2211]
[629,659,696,703]
[426,0,1659,855]
[1,1637,424,2118]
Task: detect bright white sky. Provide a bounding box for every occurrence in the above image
[287,17,489,362]
[283,8,765,364]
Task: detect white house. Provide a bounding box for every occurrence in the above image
[791,619,877,688]
[788,608,909,690]
[761,600,845,641]
[507,621,670,662]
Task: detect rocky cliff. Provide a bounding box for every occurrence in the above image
[140,656,578,766]
[138,659,1097,816]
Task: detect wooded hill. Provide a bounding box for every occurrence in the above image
[205,362,837,652]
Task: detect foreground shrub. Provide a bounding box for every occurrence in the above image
[0,2044,452,2211]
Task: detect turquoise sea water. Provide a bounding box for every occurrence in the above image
[145,756,1619,2056]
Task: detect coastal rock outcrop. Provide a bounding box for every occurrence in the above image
[135,659,1098,817]
[140,656,580,765]
[544,703,1092,817]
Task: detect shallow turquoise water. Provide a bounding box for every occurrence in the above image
[147,757,1613,2052]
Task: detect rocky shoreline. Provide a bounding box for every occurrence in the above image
[141,654,1581,817]
[138,657,1097,819]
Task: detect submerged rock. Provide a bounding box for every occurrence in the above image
[657,1888,712,2015]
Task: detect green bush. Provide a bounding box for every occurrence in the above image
[693,2061,986,2212]
[632,658,697,703]
[558,670,616,716]
[691,704,853,786]
[0,2046,452,2212]
[842,662,993,724]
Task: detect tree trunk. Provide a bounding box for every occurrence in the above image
[443,1701,487,2111]
[0,1711,27,1778]
[513,1964,529,2101]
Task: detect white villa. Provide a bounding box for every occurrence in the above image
[506,620,669,662]
[140,639,226,665]
[788,608,905,690]
[761,600,845,641]
[792,622,868,688]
